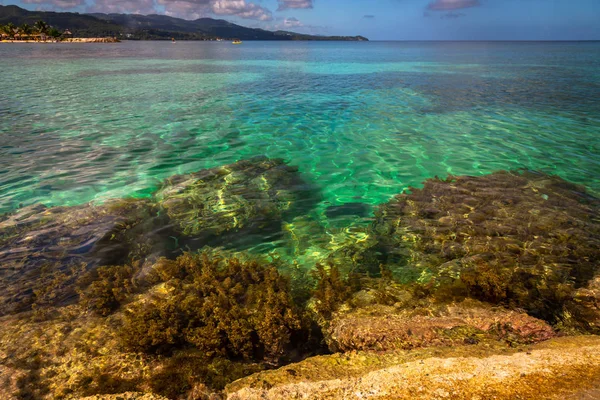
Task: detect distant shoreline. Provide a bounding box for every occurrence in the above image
[0,37,119,43]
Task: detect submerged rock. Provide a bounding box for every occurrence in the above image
[154,156,319,243]
[225,336,600,400]
[0,199,159,315]
[372,170,600,323]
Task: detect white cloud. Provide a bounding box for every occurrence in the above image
[277,0,312,11]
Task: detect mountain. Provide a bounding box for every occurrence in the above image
[0,5,368,41]
[0,5,122,37]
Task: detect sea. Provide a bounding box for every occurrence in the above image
[1,41,599,255]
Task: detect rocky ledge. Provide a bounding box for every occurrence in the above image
[226,336,600,400]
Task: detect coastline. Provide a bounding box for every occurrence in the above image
[0,37,119,43]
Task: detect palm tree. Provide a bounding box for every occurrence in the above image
[48,27,62,41]
[21,23,32,36]
[34,20,49,35]
[5,23,16,39]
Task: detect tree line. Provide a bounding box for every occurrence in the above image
[0,20,68,41]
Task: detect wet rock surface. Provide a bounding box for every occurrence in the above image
[326,299,555,352]
[154,156,319,242]
[0,199,159,315]
[225,336,600,400]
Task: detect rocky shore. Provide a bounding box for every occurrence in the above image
[0,157,599,399]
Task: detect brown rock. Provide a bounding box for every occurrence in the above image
[326,299,554,352]
[225,336,600,400]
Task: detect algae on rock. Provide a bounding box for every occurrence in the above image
[372,170,600,324]
[154,157,319,242]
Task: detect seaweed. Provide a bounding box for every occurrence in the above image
[120,252,304,365]
[309,263,353,319]
[77,263,139,316]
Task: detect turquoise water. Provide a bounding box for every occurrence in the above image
[1,41,599,219]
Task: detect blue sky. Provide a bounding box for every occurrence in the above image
[2,0,600,40]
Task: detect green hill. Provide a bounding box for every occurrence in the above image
[0,5,368,41]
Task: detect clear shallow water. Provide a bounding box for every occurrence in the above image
[1,41,599,222]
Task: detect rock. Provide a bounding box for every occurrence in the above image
[372,170,600,323]
[563,274,600,333]
[79,393,168,400]
[325,299,555,352]
[154,157,319,243]
[0,199,159,315]
[225,336,600,400]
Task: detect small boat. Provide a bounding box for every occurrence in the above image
[232,39,242,45]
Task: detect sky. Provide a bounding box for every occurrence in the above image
[1,0,600,40]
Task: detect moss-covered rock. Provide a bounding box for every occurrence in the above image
[372,170,600,323]
[225,336,600,400]
[0,199,160,315]
[154,157,319,242]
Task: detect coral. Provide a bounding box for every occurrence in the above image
[372,170,600,323]
[120,252,304,364]
[154,156,319,240]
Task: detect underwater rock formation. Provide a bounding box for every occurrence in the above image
[225,336,600,400]
[154,156,319,243]
[372,170,600,323]
[325,299,554,352]
[0,199,159,315]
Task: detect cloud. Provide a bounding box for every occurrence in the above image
[158,0,211,19]
[441,11,466,18]
[427,0,480,11]
[22,0,85,9]
[212,0,272,20]
[23,0,275,22]
[363,15,375,19]
[281,16,302,28]
[88,0,272,21]
[277,0,313,11]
